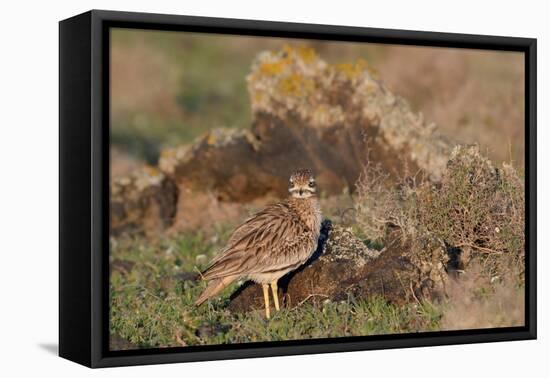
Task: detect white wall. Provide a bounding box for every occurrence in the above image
[0,0,546,376]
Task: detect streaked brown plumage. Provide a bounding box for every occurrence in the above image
[195,169,322,318]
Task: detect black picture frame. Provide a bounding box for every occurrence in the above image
[59,9,537,368]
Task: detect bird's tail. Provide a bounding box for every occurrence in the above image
[195,275,237,306]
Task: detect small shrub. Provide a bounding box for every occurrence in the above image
[355,145,525,280]
[417,146,524,278]
[439,263,525,330]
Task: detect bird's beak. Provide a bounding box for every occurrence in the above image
[299,189,303,196]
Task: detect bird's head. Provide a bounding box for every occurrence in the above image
[288,168,317,199]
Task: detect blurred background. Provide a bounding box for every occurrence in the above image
[110,28,525,177]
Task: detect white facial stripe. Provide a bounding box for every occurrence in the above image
[289,186,316,193]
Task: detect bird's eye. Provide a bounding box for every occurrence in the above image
[308,181,315,188]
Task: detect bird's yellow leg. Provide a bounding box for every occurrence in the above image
[270,281,280,311]
[262,283,271,319]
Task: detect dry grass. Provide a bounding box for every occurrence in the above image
[354,156,421,243]
[110,37,183,122]
[110,147,145,178]
[440,264,524,330]
[377,46,525,167]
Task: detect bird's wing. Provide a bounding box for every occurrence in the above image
[200,203,313,280]
[206,203,287,266]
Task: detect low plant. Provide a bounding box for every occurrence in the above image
[355,145,525,280]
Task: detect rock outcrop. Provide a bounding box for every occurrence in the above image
[159,47,451,202]
[111,47,453,236]
[110,166,177,237]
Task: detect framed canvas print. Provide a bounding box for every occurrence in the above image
[59,10,537,368]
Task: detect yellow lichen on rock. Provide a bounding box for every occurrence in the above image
[259,60,287,76]
[206,132,218,146]
[247,46,451,180]
[110,164,177,236]
[203,128,253,148]
[158,145,192,175]
[277,73,315,97]
[247,45,339,127]
[333,58,371,81]
[158,128,261,178]
[294,46,317,63]
[111,165,165,201]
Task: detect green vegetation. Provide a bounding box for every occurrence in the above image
[110,231,443,349]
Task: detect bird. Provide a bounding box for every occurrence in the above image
[195,168,322,318]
